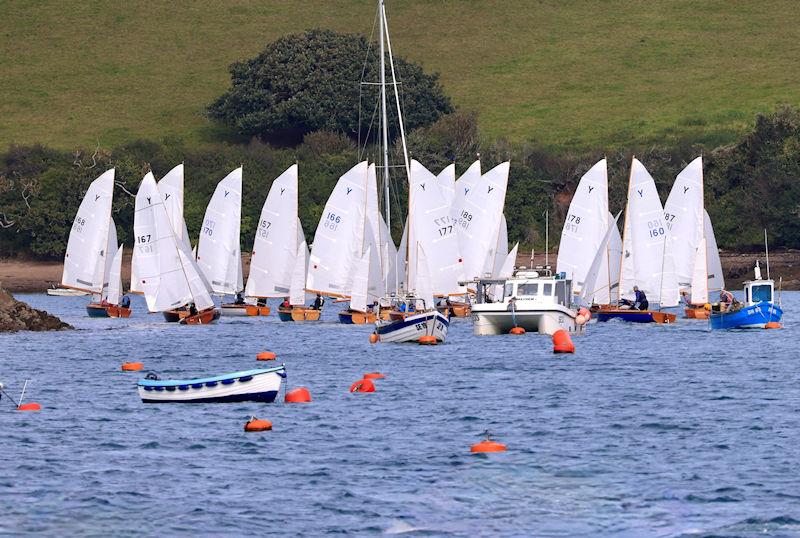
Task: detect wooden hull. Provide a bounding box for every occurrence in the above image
[596,309,677,324]
[338,310,377,324]
[449,301,472,317]
[86,303,110,318]
[107,305,132,318]
[220,304,271,317]
[163,308,189,323]
[685,307,710,319]
[179,308,220,325]
[278,307,321,322]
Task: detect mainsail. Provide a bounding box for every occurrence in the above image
[664,157,704,292]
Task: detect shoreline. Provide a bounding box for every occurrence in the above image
[1,250,798,293]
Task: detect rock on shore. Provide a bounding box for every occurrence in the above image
[0,285,72,333]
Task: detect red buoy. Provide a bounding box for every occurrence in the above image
[419,335,437,345]
[121,362,144,371]
[16,402,42,412]
[471,439,507,453]
[509,326,525,335]
[364,372,385,380]
[256,351,277,361]
[285,387,312,403]
[369,333,379,344]
[349,378,376,393]
[552,329,575,354]
[765,321,782,329]
[244,417,272,432]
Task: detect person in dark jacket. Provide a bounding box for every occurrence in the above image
[633,286,648,310]
[312,294,324,310]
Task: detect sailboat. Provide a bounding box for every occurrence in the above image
[278,240,319,321]
[663,156,726,318]
[557,159,622,307]
[133,173,219,324]
[196,167,244,316]
[597,157,679,323]
[243,164,304,316]
[61,169,131,317]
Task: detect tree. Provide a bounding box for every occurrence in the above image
[207,29,453,145]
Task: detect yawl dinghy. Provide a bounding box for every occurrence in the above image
[196,168,245,316]
[598,158,679,323]
[244,164,305,316]
[278,240,319,321]
[663,157,725,318]
[62,169,131,317]
[133,173,219,324]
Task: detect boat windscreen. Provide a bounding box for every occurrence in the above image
[751,284,772,303]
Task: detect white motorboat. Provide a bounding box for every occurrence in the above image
[375,295,449,343]
[137,365,286,403]
[47,286,89,297]
[471,267,585,336]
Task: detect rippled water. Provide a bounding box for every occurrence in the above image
[2,292,800,537]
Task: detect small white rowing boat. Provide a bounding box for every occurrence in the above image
[137,365,286,403]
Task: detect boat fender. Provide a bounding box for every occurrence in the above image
[369,333,379,344]
[765,321,782,329]
[578,307,591,321]
[238,376,253,383]
[418,335,437,345]
[349,378,376,393]
[277,371,287,378]
[221,379,235,385]
[145,372,159,380]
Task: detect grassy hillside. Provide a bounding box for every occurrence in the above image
[2,1,799,151]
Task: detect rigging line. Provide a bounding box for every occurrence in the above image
[358,6,379,158]
[359,95,381,160]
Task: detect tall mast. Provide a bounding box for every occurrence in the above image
[379,0,390,234]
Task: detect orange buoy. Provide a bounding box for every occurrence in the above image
[471,439,507,453]
[256,351,277,361]
[509,326,525,335]
[419,335,437,345]
[244,417,272,432]
[349,378,376,393]
[16,402,42,412]
[285,387,312,403]
[369,333,379,344]
[364,372,385,380]
[121,362,144,371]
[552,329,575,354]
[765,321,782,329]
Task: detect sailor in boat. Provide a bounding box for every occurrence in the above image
[620,286,649,310]
[120,295,131,309]
[188,303,198,317]
[234,292,245,305]
[312,294,324,310]
[257,297,267,307]
[718,289,738,312]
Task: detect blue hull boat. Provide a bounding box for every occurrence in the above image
[710,301,782,330]
[137,366,286,403]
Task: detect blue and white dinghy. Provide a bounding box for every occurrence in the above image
[137,365,286,403]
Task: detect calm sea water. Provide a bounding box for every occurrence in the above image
[1,292,799,537]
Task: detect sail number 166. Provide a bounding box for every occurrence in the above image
[323,212,341,232]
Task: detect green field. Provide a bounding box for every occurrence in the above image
[2,0,799,151]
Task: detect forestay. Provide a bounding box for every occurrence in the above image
[196,167,243,296]
[245,164,299,298]
[62,169,115,293]
[618,158,679,306]
[664,157,704,292]
[407,160,465,296]
[556,159,608,293]
[306,161,368,297]
[455,162,509,281]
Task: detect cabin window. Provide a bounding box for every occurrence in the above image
[751,284,772,303]
[542,283,553,296]
[555,281,567,304]
[504,283,514,298]
[518,283,538,296]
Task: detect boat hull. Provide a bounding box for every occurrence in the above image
[596,309,676,324]
[163,308,188,322]
[179,308,220,325]
[278,307,321,322]
[220,304,270,317]
[471,305,583,336]
[107,305,132,318]
[375,310,449,343]
[86,303,110,318]
[138,366,286,403]
[437,301,471,318]
[48,288,89,297]
[338,310,377,324]
[710,301,782,330]
[685,306,710,319]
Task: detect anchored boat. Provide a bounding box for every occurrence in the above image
[375,295,449,343]
[710,258,782,329]
[471,266,585,335]
[138,365,286,403]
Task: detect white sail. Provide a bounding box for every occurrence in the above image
[664,157,704,292]
[437,163,456,207]
[414,245,435,311]
[491,213,509,276]
[618,158,679,306]
[306,161,368,297]
[407,160,465,296]
[581,213,623,306]
[556,159,609,293]
[364,218,385,301]
[106,244,124,306]
[289,240,308,306]
[100,217,118,301]
[132,173,161,310]
[492,242,519,299]
[196,167,243,296]
[244,164,299,298]
[690,238,709,304]
[350,246,371,313]
[451,160,481,217]
[62,169,115,293]
[396,218,408,293]
[159,164,192,253]
[380,215,400,294]
[704,210,725,293]
[605,213,623,304]
[455,161,510,281]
